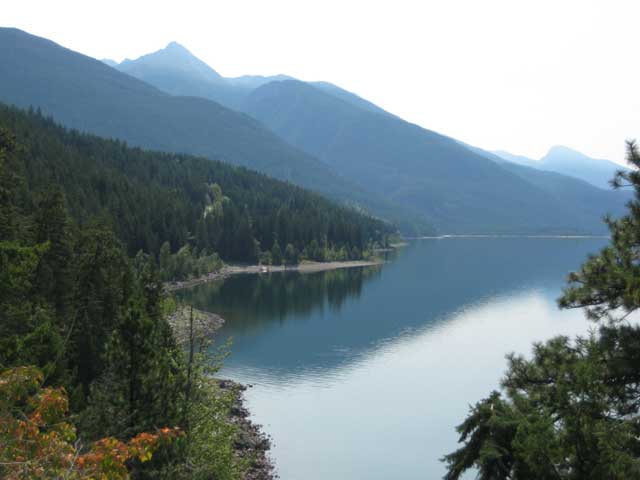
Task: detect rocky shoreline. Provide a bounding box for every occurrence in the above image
[167,307,275,478]
[166,305,224,343]
[218,380,275,480]
[166,258,388,478]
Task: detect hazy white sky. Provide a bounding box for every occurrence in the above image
[4,0,639,163]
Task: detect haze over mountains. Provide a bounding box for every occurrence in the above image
[0,28,631,235]
[466,145,632,226]
[0,27,423,233]
[110,41,384,118]
[494,147,628,190]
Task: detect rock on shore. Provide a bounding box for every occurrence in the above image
[218,380,275,480]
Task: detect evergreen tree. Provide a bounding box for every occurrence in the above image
[443,141,640,479]
[159,241,173,281]
[0,120,250,478]
[0,103,392,268]
[559,141,640,320]
[284,243,298,265]
[0,131,65,381]
[71,223,131,395]
[271,240,282,266]
[0,128,22,240]
[33,188,75,320]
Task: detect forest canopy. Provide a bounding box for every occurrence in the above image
[0,103,394,267]
[0,123,267,478]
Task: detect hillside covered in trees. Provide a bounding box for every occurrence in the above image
[0,103,393,274]
[0,27,427,234]
[0,119,274,477]
[106,38,631,235]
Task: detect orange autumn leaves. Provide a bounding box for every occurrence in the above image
[0,366,182,479]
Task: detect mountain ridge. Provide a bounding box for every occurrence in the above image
[0,27,428,233]
[3,28,628,235]
[494,146,628,190]
[106,38,629,234]
[243,79,626,234]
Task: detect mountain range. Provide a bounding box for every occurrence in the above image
[108,40,631,234]
[0,28,631,235]
[0,27,424,233]
[494,147,628,190]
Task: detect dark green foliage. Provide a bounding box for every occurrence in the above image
[444,142,640,479]
[0,103,393,266]
[271,240,282,266]
[559,142,640,321]
[157,242,222,282]
[71,224,132,394]
[443,392,520,480]
[0,128,23,239]
[284,243,299,265]
[0,129,65,381]
[0,125,246,478]
[32,188,75,320]
[82,266,184,439]
[444,333,640,479]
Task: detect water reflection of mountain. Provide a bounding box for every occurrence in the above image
[177,238,607,379]
[177,265,383,334]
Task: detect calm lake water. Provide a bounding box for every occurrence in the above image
[178,237,607,480]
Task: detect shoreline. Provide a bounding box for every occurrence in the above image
[165,259,384,292]
[411,234,610,240]
[167,309,274,479]
[218,380,275,480]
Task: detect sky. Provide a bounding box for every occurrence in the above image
[3,0,639,164]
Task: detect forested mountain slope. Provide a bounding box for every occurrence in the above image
[244,80,620,234]
[0,28,424,232]
[0,103,393,262]
[0,105,269,479]
[104,39,623,234]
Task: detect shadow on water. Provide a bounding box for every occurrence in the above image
[176,238,607,379]
[178,264,384,333]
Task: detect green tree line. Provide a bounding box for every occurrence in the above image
[0,103,393,270]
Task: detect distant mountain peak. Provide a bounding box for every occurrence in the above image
[536,145,626,189]
[545,145,587,158]
[118,40,224,81]
[162,41,196,57]
[101,58,118,67]
[166,40,185,49]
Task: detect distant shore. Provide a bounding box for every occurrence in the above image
[165,259,384,292]
[411,234,610,240]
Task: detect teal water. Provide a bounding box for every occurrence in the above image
[178,238,607,479]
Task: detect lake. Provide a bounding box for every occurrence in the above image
[177,237,607,479]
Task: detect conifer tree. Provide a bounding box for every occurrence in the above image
[284,243,298,265]
[271,239,282,265]
[444,141,640,479]
[0,128,21,240]
[33,188,75,320]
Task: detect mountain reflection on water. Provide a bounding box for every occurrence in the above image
[177,238,606,383]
